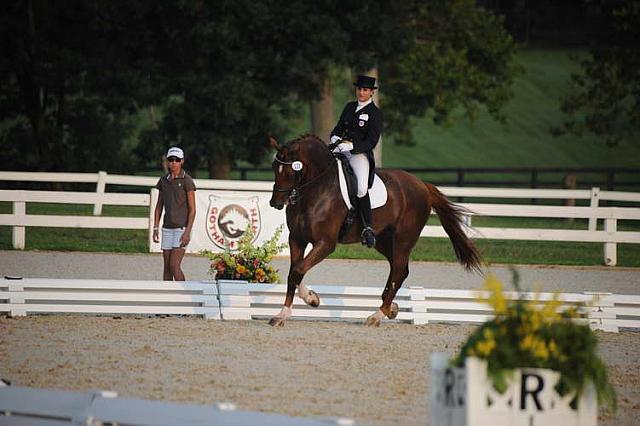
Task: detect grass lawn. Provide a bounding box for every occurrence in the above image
[278,48,640,172]
[330,239,640,268]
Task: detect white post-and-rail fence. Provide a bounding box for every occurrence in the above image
[0,384,353,426]
[2,277,639,332]
[1,170,640,265]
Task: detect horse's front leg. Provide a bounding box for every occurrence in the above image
[268,238,304,327]
[269,238,335,327]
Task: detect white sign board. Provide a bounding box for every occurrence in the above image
[150,189,287,254]
[430,353,597,426]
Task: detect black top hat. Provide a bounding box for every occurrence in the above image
[353,75,377,89]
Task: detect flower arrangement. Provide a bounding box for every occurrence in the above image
[452,270,616,410]
[201,225,287,283]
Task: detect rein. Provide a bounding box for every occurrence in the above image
[272,148,337,205]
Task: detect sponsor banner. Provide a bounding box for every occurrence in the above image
[150,190,287,254]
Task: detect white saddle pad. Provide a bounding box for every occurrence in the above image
[337,158,388,210]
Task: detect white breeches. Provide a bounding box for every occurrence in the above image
[344,152,369,197]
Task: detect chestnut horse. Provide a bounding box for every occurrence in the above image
[268,134,481,327]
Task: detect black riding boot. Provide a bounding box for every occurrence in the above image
[357,193,376,248]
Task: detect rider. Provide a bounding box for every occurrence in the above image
[330,74,382,248]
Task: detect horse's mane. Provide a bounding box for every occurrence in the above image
[284,133,326,150]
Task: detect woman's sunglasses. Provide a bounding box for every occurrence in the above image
[167,157,182,163]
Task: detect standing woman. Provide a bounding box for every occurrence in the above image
[152,147,196,280]
[330,75,382,248]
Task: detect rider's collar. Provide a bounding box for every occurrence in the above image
[356,99,372,112]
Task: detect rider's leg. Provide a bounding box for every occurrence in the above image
[357,194,376,247]
[349,154,376,248]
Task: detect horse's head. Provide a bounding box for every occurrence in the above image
[267,135,330,210]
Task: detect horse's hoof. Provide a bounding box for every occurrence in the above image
[387,302,399,319]
[364,315,381,327]
[365,316,381,327]
[307,289,320,308]
[268,317,286,327]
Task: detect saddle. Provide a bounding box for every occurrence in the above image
[333,153,388,241]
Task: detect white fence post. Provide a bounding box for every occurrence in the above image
[585,292,617,333]
[149,188,159,252]
[588,187,600,231]
[8,280,26,317]
[93,171,107,216]
[409,286,428,325]
[604,218,617,266]
[12,200,26,250]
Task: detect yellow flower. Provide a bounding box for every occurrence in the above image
[475,338,496,357]
[480,275,508,316]
[519,334,550,360]
[236,264,248,275]
[540,293,562,321]
[533,341,549,360]
[528,310,543,332]
[255,268,266,282]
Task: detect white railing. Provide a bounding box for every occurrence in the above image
[0,170,271,215]
[2,278,639,332]
[421,203,640,266]
[4,170,639,215]
[0,189,151,250]
[1,171,640,265]
[0,384,349,425]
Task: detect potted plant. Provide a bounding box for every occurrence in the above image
[201,225,287,283]
[431,270,616,426]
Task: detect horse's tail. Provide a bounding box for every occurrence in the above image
[424,183,482,273]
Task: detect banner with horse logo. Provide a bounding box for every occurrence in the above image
[205,194,261,250]
[150,189,287,254]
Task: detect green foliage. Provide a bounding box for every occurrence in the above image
[201,225,287,283]
[1,0,521,176]
[0,1,155,172]
[379,48,640,169]
[452,271,616,410]
[133,0,366,177]
[381,0,520,145]
[557,0,640,147]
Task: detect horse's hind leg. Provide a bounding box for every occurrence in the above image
[366,230,410,327]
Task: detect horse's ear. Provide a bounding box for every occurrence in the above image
[267,136,281,151]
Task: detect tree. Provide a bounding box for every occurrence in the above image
[378,0,519,145]
[308,1,518,157]
[1,0,520,177]
[0,0,155,172]
[135,0,362,178]
[557,0,640,147]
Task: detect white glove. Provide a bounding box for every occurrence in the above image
[332,141,354,153]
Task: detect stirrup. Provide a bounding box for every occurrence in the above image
[361,226,376,248]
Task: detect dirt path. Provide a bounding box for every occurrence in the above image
[1,317,638,425]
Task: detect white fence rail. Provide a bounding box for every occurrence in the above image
[1,171,640,265]
[0,384,350,426]
[3,278,639,332]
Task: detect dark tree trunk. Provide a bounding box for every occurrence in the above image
[208,155,231,179]
[310,77,334,143]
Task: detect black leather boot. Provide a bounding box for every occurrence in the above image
[357,193,376,248]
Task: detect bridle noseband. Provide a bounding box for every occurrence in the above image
[272,156,302,205]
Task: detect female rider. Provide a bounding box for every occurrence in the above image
[329,75,382,248]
